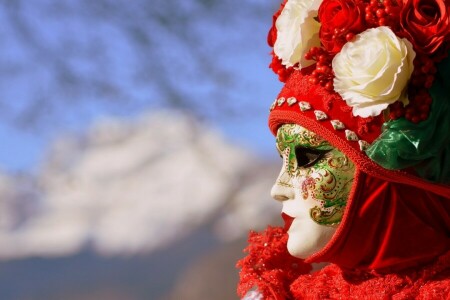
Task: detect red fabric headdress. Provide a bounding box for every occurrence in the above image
[267,0,450,271]
[269,67,450,271]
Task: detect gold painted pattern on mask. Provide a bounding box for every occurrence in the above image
[276,124,355,226]
[303,153,354,225]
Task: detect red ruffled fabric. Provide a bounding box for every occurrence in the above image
[237,227,311,300]
[291,251,450,299]
[237,227,450,299]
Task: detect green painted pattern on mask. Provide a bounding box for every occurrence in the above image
[276,124,355,226]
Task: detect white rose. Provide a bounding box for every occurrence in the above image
[274,0,322,69]
[332,26,415,118]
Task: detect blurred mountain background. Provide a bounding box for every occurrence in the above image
[0,0,282,299]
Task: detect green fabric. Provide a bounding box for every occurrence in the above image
[366,53,450,183]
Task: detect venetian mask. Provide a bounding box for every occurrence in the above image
[271,124,355,259]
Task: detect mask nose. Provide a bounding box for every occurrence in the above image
[271,185,290,201]
[271,169,295,201]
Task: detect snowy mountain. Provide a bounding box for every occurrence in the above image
[0,111,279,260]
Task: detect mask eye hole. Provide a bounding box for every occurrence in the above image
[295,147,330,168]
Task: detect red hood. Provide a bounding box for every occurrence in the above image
[306,168,450,272]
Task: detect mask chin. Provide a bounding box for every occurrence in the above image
[286,218,338,259]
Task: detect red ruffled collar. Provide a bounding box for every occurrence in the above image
[237,226,450,299]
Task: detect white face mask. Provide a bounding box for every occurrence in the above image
[271,124,355,259]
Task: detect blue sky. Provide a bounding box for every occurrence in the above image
[0,1,282,172]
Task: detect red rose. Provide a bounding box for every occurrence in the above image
[267,0,287,48]
[318,0,366,54]
[400,0,450,56]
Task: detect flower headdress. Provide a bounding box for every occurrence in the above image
[268,0,450,184]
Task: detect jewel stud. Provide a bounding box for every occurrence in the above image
[298,101,312,111]
[345,130,359,141]
[287,97,297,106]
[314,110,328,121]
[358,140,370,151]
[330,120,345,130]
[277,97,286,106]
[269,99,277,111]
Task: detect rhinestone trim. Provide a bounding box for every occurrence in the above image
[358,140,370,151]
[269,99,277,111]
[345,130,359,141]
[298,101,312,111]
[287,97,297,106]
[330,120,345,130]
[314,110,328,121]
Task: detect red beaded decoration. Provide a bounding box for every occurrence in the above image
[389,54,436,123]
[304,47,334,91]
[364,0,401,30]
[269,53,295,83]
